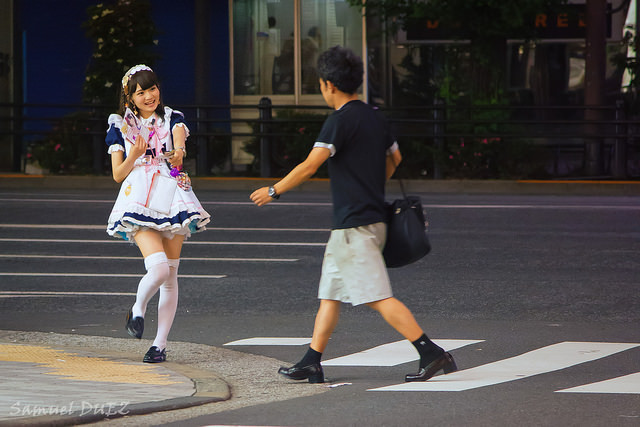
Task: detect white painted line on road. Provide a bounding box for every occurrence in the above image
[369,341,640,392]
[0,224,330,232]
[190,241,323,247]
[0,238,325,246]
[0,254,298,262]
[0,273,226,278]
[556,372,640,394]
[424,204,640,210]
[0,198,333,207]
[0,224,106,229]
[0,291,136,298]
[0,198,116,203]
[323,339,483,367]
[223,337,312,346]
[1,199,638,210]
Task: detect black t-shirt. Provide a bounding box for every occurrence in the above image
[315,100,395,229]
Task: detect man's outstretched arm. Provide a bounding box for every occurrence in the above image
[250,146,331,206]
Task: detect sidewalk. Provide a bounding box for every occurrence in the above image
[0,334,227,426]
[1,174,639,195]
[0,331,327,426]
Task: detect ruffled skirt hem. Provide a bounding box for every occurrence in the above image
[107,208,210,241]
[106,165,211,241]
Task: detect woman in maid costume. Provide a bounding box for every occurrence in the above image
[106,64,210,363]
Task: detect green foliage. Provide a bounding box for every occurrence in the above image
[438,136,547,179]
[392,138,434,179]
[245,109,329,177]
[437,101,549,178]
[82,0,158,106]
[29,112,96,174]
[611,30,640,114]
[347,0,569,41]
[28,1,159,175]
[206,130,232,175]
[349,0,569,101]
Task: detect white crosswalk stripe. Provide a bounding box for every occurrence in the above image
[224,337,640,394]
[323,339,483,366]
[555,372,640,394]
[224,337,312,346]
[368,341,640,392]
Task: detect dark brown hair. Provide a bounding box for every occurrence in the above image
[117,70,165,118]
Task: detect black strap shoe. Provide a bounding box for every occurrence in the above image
[278,363,324,383]
[125,309,144,339]
[405,352,457,382]
[143,346,167,363]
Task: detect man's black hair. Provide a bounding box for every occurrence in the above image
[316,46,363,94]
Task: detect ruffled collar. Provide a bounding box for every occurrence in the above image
[108,106,180,131]
[140,113,159,127]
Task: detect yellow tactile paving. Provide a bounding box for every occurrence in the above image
[0,344,180,385]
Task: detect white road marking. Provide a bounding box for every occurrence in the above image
[1,199,638,209]
[223,337,312,346]
[0,224,329,232]
[0,254,298,262]
[323,339,483,367]
[0,291,136,298]
[0,198,332,207]
[369,341,640,392]
[0,238,325,246]
[556,372,640,394]
[0,273,226,278]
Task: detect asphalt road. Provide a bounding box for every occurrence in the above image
[0,187,639,426]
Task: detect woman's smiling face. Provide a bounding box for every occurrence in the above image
[132,84,160,118]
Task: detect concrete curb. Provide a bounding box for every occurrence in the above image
[1,174,639,195]
[0,331,328,426]
[0,342,230,427]
[0,396,225,427]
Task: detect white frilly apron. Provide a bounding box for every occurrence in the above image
[106,107,210,241]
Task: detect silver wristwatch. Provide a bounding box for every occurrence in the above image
[268,186,280,199]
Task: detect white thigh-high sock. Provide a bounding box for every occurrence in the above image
[132,252,170,319]
[152,258,179,350]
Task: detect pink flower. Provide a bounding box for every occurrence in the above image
[449,155,454,159]
[460,142,465,147]
[298,127,306,134]
[482,138,488,144]
[26,153,32,159]
[54,144,62,151]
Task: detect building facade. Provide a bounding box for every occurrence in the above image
[0,0,633,172]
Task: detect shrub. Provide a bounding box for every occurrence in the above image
[245,109,329,177]
[29,112,97,174]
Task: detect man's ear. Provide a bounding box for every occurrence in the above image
[325,80,337,92]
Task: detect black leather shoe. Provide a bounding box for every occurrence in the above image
[278,363,324,383]
[405,352,457,382]
[143,346,166,363]
[125,309,144,339]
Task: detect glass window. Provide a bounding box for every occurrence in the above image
[233,0,294,95]
[300,0,363,94]
[232,0,363,97]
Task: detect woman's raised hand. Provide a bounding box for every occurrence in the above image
[130,134,148,158]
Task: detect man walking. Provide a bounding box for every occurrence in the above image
[250,46,456,383]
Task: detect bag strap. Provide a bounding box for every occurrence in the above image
[389,151,408,200]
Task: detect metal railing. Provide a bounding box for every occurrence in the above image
[0,100,638,179]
